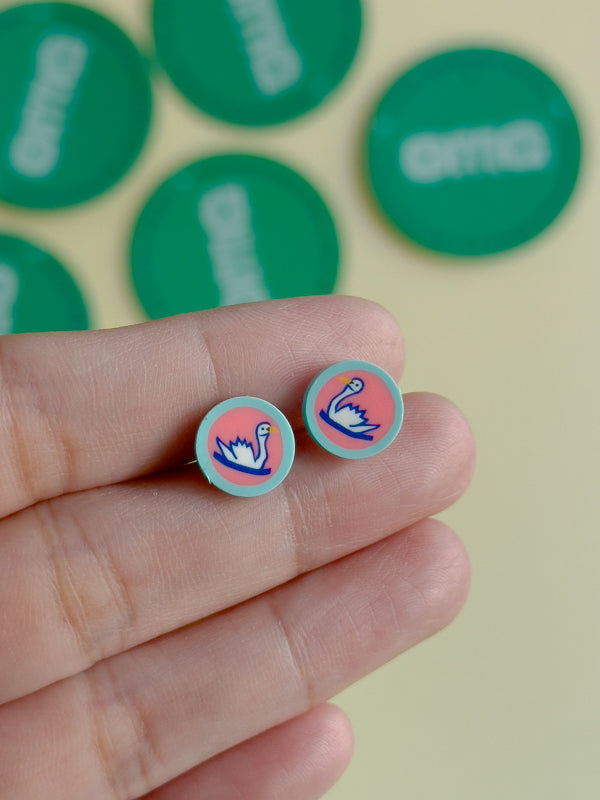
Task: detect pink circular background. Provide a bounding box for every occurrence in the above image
[208,406,284,486]
[313,369,396,451]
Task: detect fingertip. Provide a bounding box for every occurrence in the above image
[310,703,355,773]
[330,295,405,381]
[401,518,472,634]
[401,393,477,505]
[267,295,405,381]
[290,704,355,799]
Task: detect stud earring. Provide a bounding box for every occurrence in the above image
[196,396,295,497]
[302,360,404,459]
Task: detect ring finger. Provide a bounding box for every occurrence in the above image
[0,517,470,800]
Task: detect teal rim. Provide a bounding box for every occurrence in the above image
[196,396,296,497]
[302,360,404,459]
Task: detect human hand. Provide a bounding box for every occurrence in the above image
[0,296,475,799]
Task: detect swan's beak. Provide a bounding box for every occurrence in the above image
[340,377,351,384]
[268,426,279,434]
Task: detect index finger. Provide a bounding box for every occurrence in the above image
[0,296,404,518]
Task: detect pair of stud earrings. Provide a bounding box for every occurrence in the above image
[195,360,404,498]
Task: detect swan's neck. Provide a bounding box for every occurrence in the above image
[256,434,269,468]
[328,386,355,416]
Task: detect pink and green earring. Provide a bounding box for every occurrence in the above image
[302,360,404,459]
[196,397,295,497]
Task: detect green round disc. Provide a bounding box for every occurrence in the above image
[0,2,152,209]
[367,48,581,256]
[131,154,340,317]
[152,0,362,126]
[0,234,89,333]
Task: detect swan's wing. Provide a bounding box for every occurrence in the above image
[334,403,380,432]
[229,438,257,468]
[217,437,256,466]
[216,437,236,462]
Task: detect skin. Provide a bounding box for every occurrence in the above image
[0,296,475,800]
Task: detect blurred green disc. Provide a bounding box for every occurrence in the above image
[153,0,362,125]
[0,2,152,208]
[131,154,339,317]
[0,234,89,333]
[367,48,581,256]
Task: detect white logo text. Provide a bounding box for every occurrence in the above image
[226,0,302,96]
[399,120,552,184]
[10,34,89,179]
[199,183,271,306]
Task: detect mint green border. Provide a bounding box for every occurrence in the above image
[196,396,295,497]
[303,360,403,460]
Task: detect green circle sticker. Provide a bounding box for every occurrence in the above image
[0,234,89,333]
[153,0,362,126]
[0,2,152,209]
[131,154,339,317]
[367,48,581,256]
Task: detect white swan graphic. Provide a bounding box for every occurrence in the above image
[320,377,380,441]
[213,422,278,476]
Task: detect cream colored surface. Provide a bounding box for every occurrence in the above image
[1,0,599,797]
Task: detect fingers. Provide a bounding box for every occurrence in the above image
[0,296,404,518]
[142,705,353,800]
[0,393,475,703]
[0,518,470,800]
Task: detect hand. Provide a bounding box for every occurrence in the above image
[0,296,475,800]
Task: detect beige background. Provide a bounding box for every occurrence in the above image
[1,0,599,797]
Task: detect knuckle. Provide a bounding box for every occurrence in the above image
[263,591,316,710]
[85,660,164,800]
[36,498,136,668]
[0,336,76,511]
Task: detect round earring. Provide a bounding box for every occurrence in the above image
[196,397,295,497]
[302,360,404,459]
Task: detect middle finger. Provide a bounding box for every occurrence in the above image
[0,393,474,703]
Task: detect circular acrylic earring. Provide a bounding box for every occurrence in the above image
[196,397,295,497]
[303,360,404,459]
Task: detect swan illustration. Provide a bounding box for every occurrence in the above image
[320,377,380,441]
[213,422,277,476]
